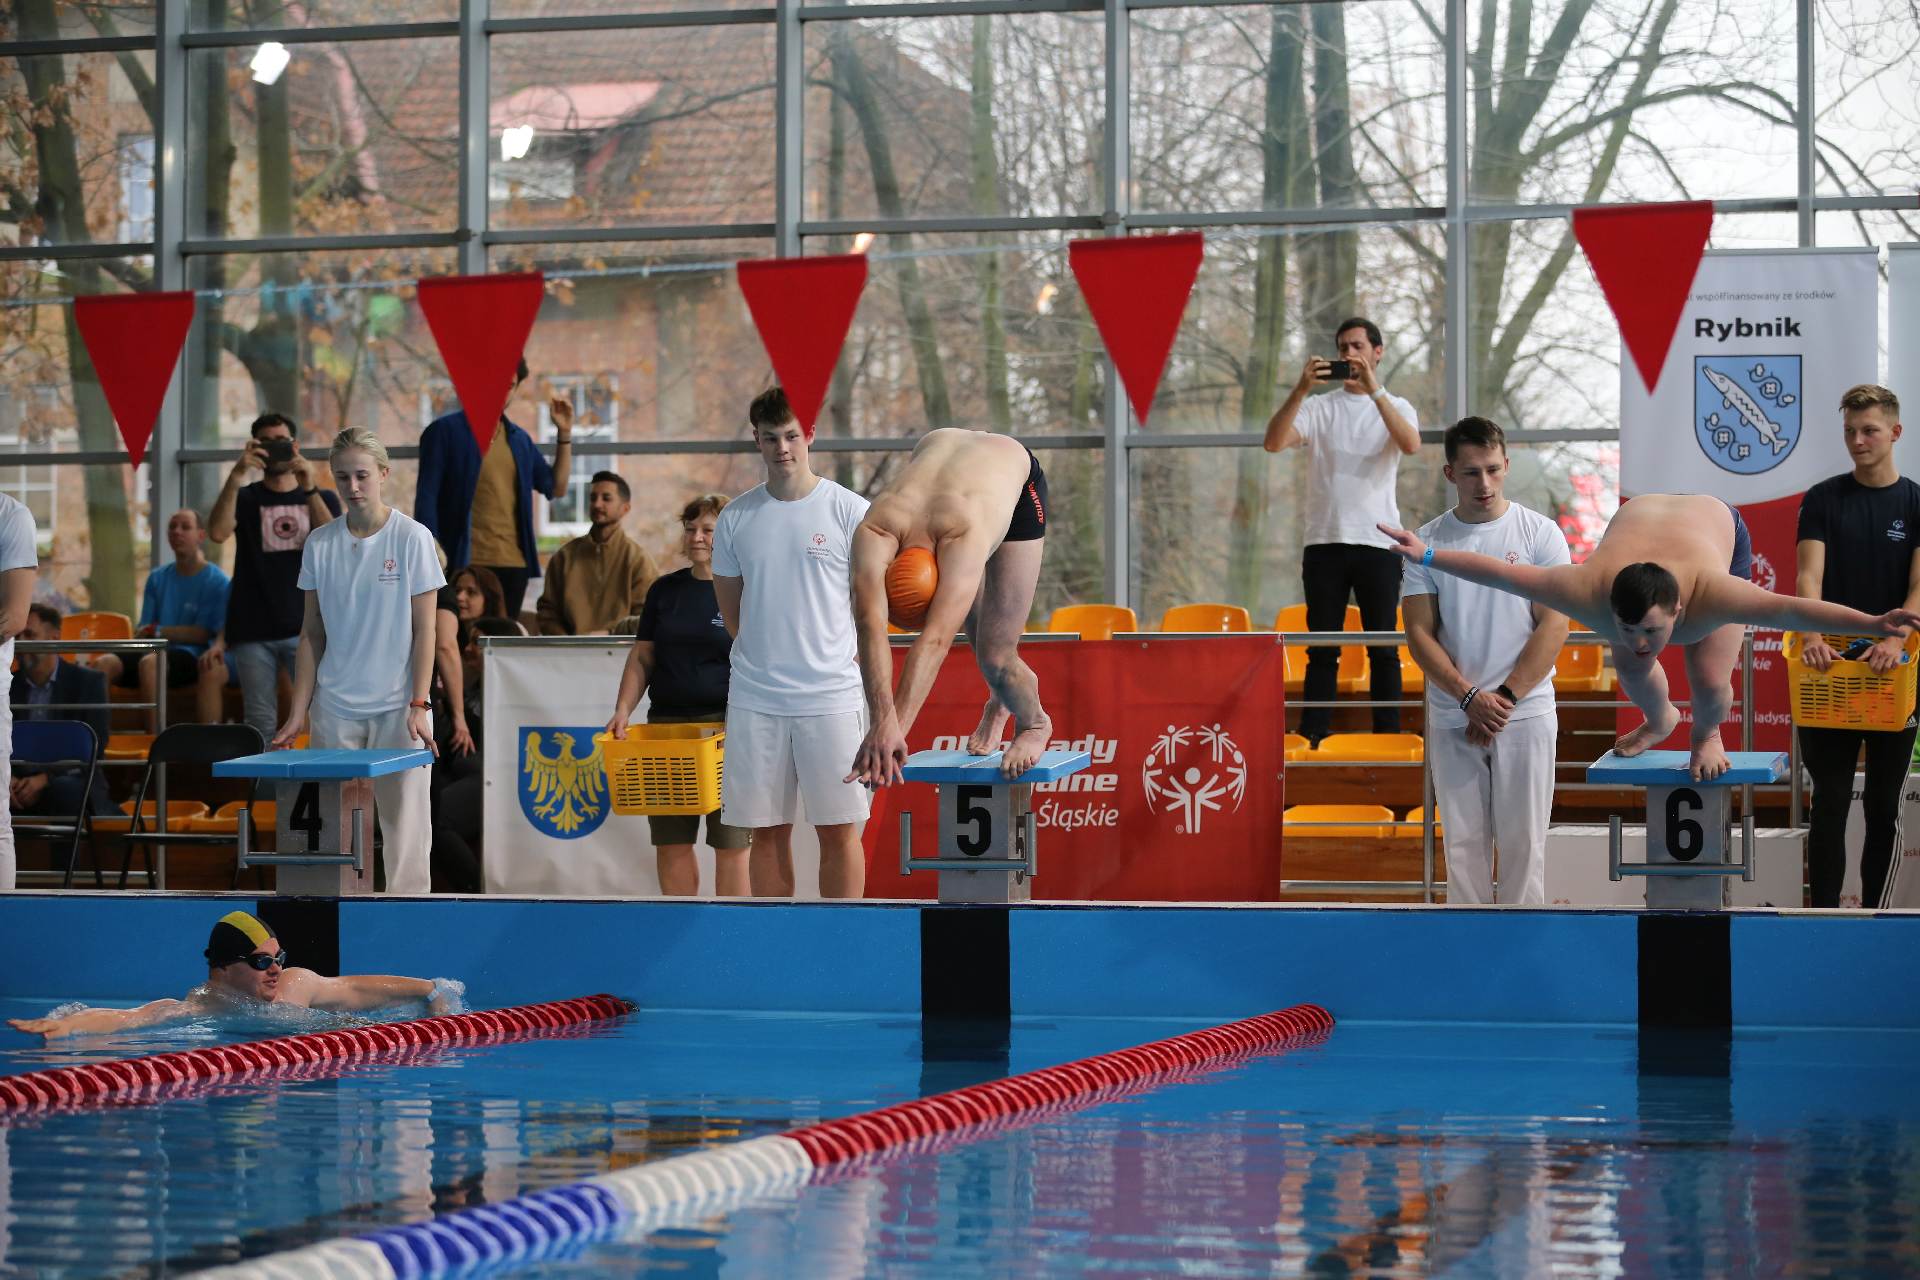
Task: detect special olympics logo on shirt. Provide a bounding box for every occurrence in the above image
[1504,551,1520,565]
[806,532,832,560]
[1892,520,1908,544]
[379,557,400,584]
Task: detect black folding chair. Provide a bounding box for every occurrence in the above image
[11,719,102,889]
[119,723,266,889]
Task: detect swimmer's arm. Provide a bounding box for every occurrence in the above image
[850,533,897,726]
[300,973,436,1014]
[1378,525,1593,621]
[713,575,741,639]
[7,998,190,1039]
[1707,576,1920,636]
[891,551,986,737]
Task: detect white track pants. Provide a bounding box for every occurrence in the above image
[1428,712,1557,905]
[310,702,432,895]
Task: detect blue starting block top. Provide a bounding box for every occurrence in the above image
[213,748,436,781]
[901,749,1091,785]
[1586,749,1788,787]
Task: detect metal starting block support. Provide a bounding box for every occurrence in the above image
[212,748,436,895]
[1587,749,1788,910]
[899,749,1092,904]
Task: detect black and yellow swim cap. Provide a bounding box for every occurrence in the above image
[205,910,274,964]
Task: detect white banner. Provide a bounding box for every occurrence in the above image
[481,639,826,896]
[1621,248,1880,502]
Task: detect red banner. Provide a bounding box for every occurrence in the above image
[72,291,196,469]
[1068,232,1204,427]
[736,254,868,437]
[1614,492,1799,753]
[417,272,545,453]
[1573,201,1713,394]
[862,636,1287,901]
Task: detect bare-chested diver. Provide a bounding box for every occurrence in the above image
[6,910,453,1039]
[847,429,1050,787]
[1378,493,1920,781]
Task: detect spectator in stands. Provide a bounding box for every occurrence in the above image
[713,387,871,898]
[1796,383,1920,909]
[0,490,37,891]
[414,359,574,620]
[1401,418,1570,906]
[433,566,518,759]
[447,565,509,627]
[95,510,230,731]
[430,617,520,893]
[204,414,342,745]
[606,493,748,896]
[1263,317,1422,745]
[273,428,445,895]
[11,604,112,821]
[535,471,659,636]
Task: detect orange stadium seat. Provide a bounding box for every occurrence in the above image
[1048,604,1137,640]
[1402,806,1443,837]
[1313,732,1424,762]
[1553,643,1612,692]
[1283,733,1311,761]
[1160,603,1252,633]
[93,799,209,834]
[1283,804,1395,838]
[1275,604,1365,693]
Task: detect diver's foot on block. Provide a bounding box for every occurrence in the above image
[1614,704,1681,758]
[967,699,1011,757]
[1688,732,1731,782]
[1001,719,1054,779]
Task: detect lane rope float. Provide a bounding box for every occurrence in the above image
[199,1003,1333,1279]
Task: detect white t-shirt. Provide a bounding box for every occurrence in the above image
[1295,389,1418,548]
[711,478,869,716]
[1401,502,1571,728]
[0,494,37,685]
[297,509,446,719]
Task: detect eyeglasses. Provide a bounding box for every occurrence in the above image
[230,950,288,971]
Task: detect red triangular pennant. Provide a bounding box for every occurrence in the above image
[417,272,546,452]
[72,291,196,469]
[1068,232,1204,427]
[736,255,868,436]
[1574,201,1714,394]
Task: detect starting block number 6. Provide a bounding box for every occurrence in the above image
[1663,787,1704,862]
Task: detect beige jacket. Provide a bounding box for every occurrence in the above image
[535,531,659,635]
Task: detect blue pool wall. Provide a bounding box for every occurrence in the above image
[4,894,1919,1028]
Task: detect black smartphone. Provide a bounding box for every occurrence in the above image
[1323,359,1354,381]
[262,438,295,463]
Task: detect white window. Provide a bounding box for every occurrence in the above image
[539,375,618,538]
[118,134,155,243]
[0,388,60,534]
[489,157,575,205]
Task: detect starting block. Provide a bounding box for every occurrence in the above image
[899,749,1091,903]
[1587,749,1788,910]
[212,748,435,895]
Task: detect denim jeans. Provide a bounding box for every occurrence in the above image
[231,636,300,745]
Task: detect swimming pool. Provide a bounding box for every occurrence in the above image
[4,894,1920,1276]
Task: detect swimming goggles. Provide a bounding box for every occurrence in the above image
[230,950,288,971]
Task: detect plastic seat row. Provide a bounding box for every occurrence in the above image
[1283,804,1442,838]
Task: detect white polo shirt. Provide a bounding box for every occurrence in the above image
[711,477,869,717]
[1401,501,1571,728]
[0,494,36,686]
[297,508,445,718]
[1295,389,1419,548]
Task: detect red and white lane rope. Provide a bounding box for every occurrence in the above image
[0,994,635,1113]
[201,1003,1334,1279]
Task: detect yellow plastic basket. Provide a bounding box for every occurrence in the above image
[1783,631,1920,731]
[597,724,725,816]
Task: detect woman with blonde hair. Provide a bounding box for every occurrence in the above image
[273,428,446,893]
[606,493,747,895]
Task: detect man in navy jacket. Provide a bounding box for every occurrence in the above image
[11,604,113,819]
[414,358,574,619]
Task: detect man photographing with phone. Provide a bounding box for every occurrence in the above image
[206,414,341,745]
[1264,317,1422,745]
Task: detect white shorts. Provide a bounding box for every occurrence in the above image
[720,705,872,829]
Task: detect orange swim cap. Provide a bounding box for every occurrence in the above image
[885,547,939,630]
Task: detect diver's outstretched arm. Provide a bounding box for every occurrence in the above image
[1377,524,1592,620]
[7,998,189,1039]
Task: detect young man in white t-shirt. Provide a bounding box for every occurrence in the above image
[1264,317,1421,745]
[1400,418,1571,905]
[0,492,37,890]
[712,387,872,898]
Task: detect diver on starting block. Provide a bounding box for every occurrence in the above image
[6,910,454,1039]
[1379,493,1920,781]
[847,429,1052,786]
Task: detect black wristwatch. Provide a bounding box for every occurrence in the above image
[1496,683,1516,702]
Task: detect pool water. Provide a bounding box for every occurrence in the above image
[3,1004,1918,1277]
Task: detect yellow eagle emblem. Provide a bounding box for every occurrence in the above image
[522,730,607,836]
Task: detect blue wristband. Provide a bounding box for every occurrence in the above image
[1421,546,1435,567]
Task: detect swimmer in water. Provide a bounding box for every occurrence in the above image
[1378,493,1920,781]
[5,910,454,1039]
[847,428,1052,786]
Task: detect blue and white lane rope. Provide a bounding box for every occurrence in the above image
[196,1135,814,1279]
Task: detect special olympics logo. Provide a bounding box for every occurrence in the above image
[812,533,827,546]
[1142,723,1248,836]
[1694,355,1800,475]
[1749,551,1776,592]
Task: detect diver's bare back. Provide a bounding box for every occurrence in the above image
[862,429,1030,551]
[1581,494,1740,644]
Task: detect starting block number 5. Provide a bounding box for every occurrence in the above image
[940,784,1011,861]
